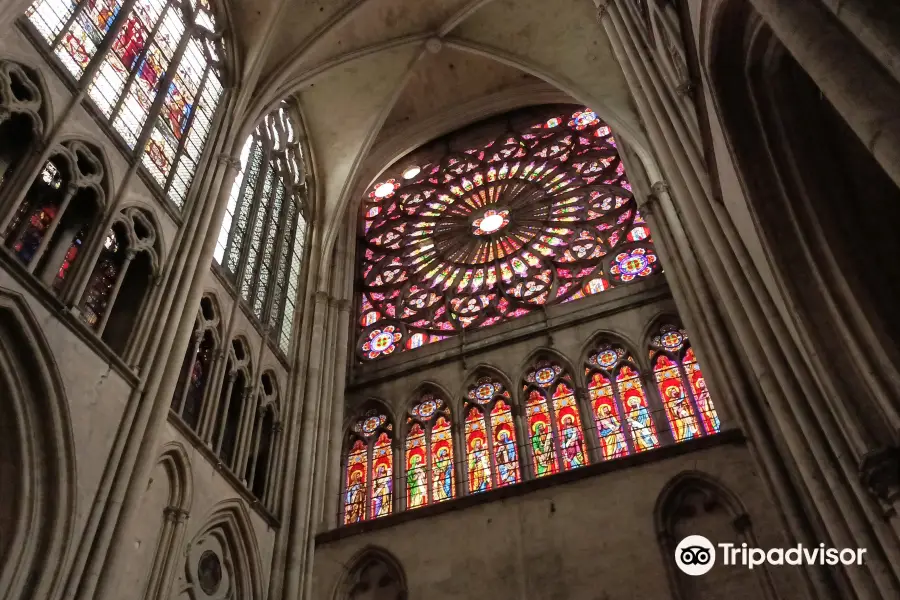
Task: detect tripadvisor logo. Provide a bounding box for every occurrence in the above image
[675,535,716,576]
[674,535,867,575]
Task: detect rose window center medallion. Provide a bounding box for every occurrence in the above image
[472,208,510,236]
[357,106,662,360]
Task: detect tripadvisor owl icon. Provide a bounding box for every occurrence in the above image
[675,535,716,576]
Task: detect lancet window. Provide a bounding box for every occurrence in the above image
[344,408,394,524]
[213,102,309,355]
[24,0,225,207]
[404,393,455,509]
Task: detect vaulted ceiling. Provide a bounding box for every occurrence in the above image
[225,0,643,254]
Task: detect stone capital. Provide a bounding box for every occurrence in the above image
[650,181,670,197]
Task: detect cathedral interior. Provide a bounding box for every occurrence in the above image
[0,0,899,599]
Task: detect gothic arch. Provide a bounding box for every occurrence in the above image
[0,59,49,191]
[401,381,454,438]
[655,471,777,600]
[515,347,578,388]
[141,442,194,600]
[343,399,396,523]
[0,289,76,600]
[333,546,408,600]
[579,330,644,375]
[176,500,263,600]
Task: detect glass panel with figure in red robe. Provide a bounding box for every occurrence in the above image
[616,365,660,452]
[343,439,367,525]
[465,407,491,494]
[370,432,392,519]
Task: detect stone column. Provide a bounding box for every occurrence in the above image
[748,0,900,189]
[323,299,351,529]
[172,328,203,416]
[283,290,331,600]
[601,3,897,596]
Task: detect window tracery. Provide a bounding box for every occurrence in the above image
[523,359,588,477]
[24,0,225,208]
[4,141,106,292]
[0,61,45,189]
[344,408,393,525]
[649,323,720,440]
[78,205,159,353]
[357,105,661,360]
[464,375,520,493]
[213,102,309,355]
[404,393,455,509]
[585,342,661,460]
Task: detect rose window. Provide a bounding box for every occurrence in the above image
[357,106,662,360]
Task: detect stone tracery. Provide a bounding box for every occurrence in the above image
[357,106,661,360]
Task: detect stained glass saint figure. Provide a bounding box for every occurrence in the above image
[406,454,426,509]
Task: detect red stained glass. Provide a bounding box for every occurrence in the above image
[431,416,455,502]
[654,355,702,442]
[684,348,720,434]
[465,407,491,493]
[490,399,519,487]
[344,439,367,525]
[552,382,588,470]
[357,106,660,360]
[589,372,629,460]
[405,423,427,509]
[370,432,392,519]
[526,389,557,478]
[616,365,660,452]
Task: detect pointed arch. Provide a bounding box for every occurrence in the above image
[0,59,48,193]
[655,471,776,600]
[141,442,193,600]
[4,138,110,295]
[245,370,282,511]
[583,334,661,461]
[647,321,721,440]
[212,335,253,470]
[334,545,407,600]
[213,98,312,356]
[182,500,263,600]
[343,400,395,524]
[0,290,76,600]
[24,0,230,208]
[171,293,221,431]
[521,353,589,476]
[404,386,456,509]
[461,368,521,494]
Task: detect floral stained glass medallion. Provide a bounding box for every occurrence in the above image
[356,106,661,360]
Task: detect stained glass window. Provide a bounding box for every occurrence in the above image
[344,409,393,524]
[4,143,106,293]
[464,375,520,493]
[24,0,225,208]
[649,323,720,439]
[585,342,660,459]
[523,360,588,477]
[213,103,309,355]
[357,105,662,360]
[405,394,455,509]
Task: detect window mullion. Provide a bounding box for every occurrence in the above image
[108,4,174,122]
[248,170,279,313]
[262,173,293,328]
[235,149,273,297]
[223,138,260,273]
[164,62,211,192]
[272,204,298,336]
[610,367,638,456]
[130,21,194,167]
[50,0,93,49]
